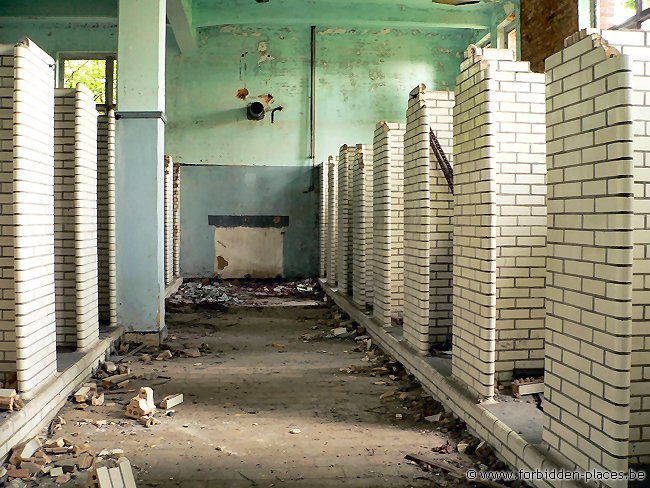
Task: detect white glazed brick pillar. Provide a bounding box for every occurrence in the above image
[326,156,338,284]
[426,87,454,347]
[545,33,634,479]
[352,144,373,308]
[73,87,99,350]
[54,91,79,347]
[403,85,454,355]
[173,161,181,278]
[452,50,498,400]
[453,47,547,399]
[337,145,354,295]
[97,109,116,326]
[55,85,100,352]
[319,162,328,278]
[428,90,455,350]
[10,39,57,393]
[491,57,547,383]
[372,122,405,327]
[596,28,650,465]
[164,155,173,286]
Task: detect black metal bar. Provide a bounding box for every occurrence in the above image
[429,128,454,194]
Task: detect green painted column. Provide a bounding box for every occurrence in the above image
[115,0,166,337]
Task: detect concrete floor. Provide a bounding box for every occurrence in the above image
[36,295,485,487]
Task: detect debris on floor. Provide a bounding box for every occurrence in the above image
[125,387,156,419]
[319,300,526,486]
[86,457,136,487]
[512,376,544,397]
[158,393,183,409]
[0,388,24,412]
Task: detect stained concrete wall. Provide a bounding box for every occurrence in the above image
[166,26,478,277]
[179,165,318,278]
[165,26,477,168]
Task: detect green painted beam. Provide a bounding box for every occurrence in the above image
[0,0,117,22]
[193,0,494,29]
[167,0,197,54]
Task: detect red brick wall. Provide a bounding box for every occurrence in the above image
[600,0,619,28]
[520,0,579,72]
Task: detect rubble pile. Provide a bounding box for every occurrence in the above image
[0,337,197,486]
[167,278,320,311]
[167,281,240,310]
[0,433,137,486]
[0,388,24,413]
[210,278,318,298]
[0,374,25,418]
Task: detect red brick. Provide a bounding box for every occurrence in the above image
[520,0,579,72]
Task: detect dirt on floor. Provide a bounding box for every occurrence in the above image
[1,280,521,488]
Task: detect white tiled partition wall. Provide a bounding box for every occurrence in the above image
[72,87,100,351]
[337,145,355,295]
[0,39,57,394]
[164,155,173,286]
[402,85,454,355]
[452,47,546,401]
[490,54,547,383]
[54,85,100,352]
[326,156,338,284]
[351,144,373,308]
[372,122,405,327]
[546,33,634,478]
[546,33,633,478]
[545,29,650,477]
[97,108,116,326]
[173,161,181,278]
[595,28,650,465]
[318,162,328,278]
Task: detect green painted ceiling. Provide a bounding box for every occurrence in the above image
[0,0,513,30]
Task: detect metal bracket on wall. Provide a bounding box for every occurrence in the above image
[115,111,167,124]
[208,215,289,228]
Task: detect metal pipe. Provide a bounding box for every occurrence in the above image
[271,105,283,123]
[307,25,316,192]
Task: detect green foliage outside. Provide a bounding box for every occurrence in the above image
[64,59,116,104]
[626,0,637,10]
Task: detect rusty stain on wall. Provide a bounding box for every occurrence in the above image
[258,92,274,104]
[236,88,249,100]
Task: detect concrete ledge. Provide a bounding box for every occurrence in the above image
[0,326,123,460]
[320,280,579,488]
